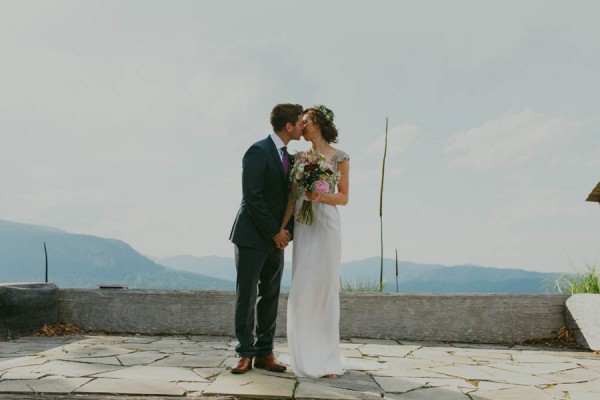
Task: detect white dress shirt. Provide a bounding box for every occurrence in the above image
[270,133,287,161]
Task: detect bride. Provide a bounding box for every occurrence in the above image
[281,104,349,378]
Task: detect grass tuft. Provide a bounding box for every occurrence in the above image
[553,264,600,294]
[342,279,387,293]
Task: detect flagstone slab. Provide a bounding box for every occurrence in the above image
[26,376,92,393]
[339,343,362,350]
[470,386,555,400]
[567,294,600,350]
[189,335,234,342]
[340,348,363,358]
[351,338,398,345]
[204,370,295,399]
[489,361,579,375]
[299,370,382,394]
[182,348,230,357]
[295,381,381,400]
[0,343,36,354]
[93,365,205,382]
[511,351,584,364]
[118,342,164,351]
[193,340,236,350]
[33,360,123,377]
[370,366,450,379]
[38,345,75,358]
[75,377,185,396]
[177,380,210,394]
[410,348,473,364]
[373,376,425,393]
[151,354,226,368]
[376,356,449,371]
[0,356,47,371]
[66,356,123,365]
[547,380,600,397]
[571,357,600,368]
[383,386,470,399]
[117,351,166,366]
[427,365,504,382]
[78,336,127,344]
[253,368,297,380]
[0,379,35,392]
[157,344,208,354]
[145,338,202,351]
[476,381,523,391]
[60,344,133,358]
[0,354,20,360]
[0,364,47,380]
[474,366,555,386]
[451,349,513,361]
[191,367,222,379]
[537,367,600,384]
[359,345,418,358]
[401,377,477,390]
[122,336,161,344]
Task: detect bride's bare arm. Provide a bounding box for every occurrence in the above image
[281,183,297,229]
[306,159,349,206]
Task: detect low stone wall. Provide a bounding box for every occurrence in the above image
[58,289,569,343]
[0,282,58,339]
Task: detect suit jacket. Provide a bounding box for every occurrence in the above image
[230,136,294,252]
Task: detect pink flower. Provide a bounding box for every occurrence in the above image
[315,180,329,193]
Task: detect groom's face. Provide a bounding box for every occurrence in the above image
[288,115,304,141]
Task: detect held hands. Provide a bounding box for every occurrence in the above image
[273,229,292,250]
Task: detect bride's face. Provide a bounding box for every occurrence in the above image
[302,112,321,142]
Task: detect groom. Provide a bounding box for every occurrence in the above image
[229,103,304,374]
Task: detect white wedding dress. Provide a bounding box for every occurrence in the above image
[286,150,348,378]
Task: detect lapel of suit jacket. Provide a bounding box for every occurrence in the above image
[267,136,288,183]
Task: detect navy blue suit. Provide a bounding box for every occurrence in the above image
[229,136,293,358]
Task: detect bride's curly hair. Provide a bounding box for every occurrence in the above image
[305,104,339,143]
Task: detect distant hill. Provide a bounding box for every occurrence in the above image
[158,255,563,294]
[0,219,563,293]
[0,219,234,290]
[341,257,562,293]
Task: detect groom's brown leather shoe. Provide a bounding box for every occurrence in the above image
[254,354,286,372]
[231,357,252,374]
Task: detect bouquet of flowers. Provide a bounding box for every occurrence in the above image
[290,151,340,225]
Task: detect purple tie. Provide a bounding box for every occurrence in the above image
[281,146,289,174]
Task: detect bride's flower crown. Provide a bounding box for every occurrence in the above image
[310,104,335,124]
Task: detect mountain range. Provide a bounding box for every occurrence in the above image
[156,255,561,294]
[0,219,233,290]
[0,219,563,293]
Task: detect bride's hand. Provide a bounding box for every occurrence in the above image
[305,191,321,202]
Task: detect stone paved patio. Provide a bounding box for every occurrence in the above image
[1,335,599,399]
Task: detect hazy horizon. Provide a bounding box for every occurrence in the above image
[0,217,576,274]
[1,1,598,273]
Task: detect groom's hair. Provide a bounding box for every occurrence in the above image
[270,103,303,132]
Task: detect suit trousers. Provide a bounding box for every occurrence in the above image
[234,244,284,358]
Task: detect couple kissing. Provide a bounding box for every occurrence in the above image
[229,103,350,378]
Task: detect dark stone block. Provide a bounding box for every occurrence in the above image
[0,282,58,339]
[57,289,568,343]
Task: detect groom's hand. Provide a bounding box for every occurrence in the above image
[273,229,291,249]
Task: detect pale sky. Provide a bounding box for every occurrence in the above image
[1,0,598,273]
